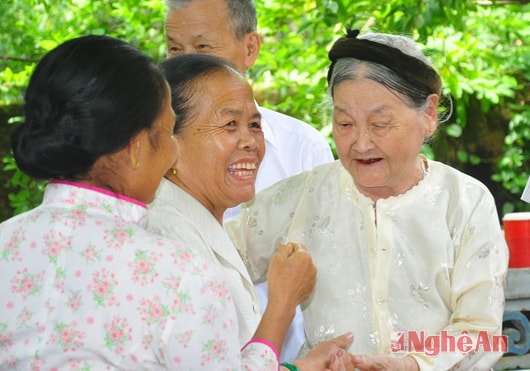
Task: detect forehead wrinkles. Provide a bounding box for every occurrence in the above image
[183,68,250,124]
[183,84,235,138]
[333,102,393,120]
[167,26,219,45]
[333,83,398,120]
[206,95,244,127]
[166,5,230,41]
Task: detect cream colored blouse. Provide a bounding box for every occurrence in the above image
[228,160,508,370]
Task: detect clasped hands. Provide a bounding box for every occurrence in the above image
[292,334,419,371]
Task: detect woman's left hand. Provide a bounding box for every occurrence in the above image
[352,354,419,371]
[291,333,355,371]
[325,349,355,371]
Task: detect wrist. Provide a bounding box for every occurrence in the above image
[281,362,301,371]
[404,355,420,371]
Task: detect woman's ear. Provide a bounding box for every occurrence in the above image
[425,94,439,119]
[128,135,142,170]
[173,134,186,169]
[423,94,439,136]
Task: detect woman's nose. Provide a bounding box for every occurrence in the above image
[239,128,259,150]
[353,127,375,152]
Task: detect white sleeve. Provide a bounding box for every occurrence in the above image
[161,259,279,369]
[521,176,530,203]
[412,189,508,370]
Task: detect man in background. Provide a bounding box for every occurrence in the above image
[163,0,335,361]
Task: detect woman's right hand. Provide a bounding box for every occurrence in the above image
[252,242,316,353]
[352,354,420,371]
[267,242,317,311]
[292,332,356,371]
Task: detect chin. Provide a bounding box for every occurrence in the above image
[352,173,385,188]
[236,188,256,203]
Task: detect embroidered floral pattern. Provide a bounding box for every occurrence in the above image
[1,227,24,262]
[201,336,229,365]
[66,290,83,313]
[43,230,74,264]
[88,268,118,307]
[10,269,44,299]
[81,243,101,263]
[104,223,135,250]
[104,316,132,354]
[49,322,85,352]
[129,249,160,286]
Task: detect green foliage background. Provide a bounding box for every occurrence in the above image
[1,0,529,221]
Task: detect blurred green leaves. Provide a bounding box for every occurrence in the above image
[1,0,529,217]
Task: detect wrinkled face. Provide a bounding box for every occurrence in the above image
[140,86,178,203]
[174,70,264,220]
[165,0,250,73]
[332,78,437,200]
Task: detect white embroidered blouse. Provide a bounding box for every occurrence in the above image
[228,160,508,370]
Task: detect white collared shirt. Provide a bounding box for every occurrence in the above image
[522,176,530,203]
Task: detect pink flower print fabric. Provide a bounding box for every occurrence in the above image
[0,181,278,370]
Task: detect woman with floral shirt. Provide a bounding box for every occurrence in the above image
[0,35,311,369]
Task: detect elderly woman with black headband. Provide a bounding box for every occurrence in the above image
[228,30,508,370]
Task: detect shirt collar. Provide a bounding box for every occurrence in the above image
[257,105,278,149]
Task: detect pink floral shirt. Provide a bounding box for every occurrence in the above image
[0,181,278,370]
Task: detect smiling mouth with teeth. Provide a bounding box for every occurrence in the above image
[228,163,257,176]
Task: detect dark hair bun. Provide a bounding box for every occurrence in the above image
[12,35,167,180]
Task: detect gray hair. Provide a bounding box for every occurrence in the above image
[164,0,257,40]
[328,32,451,127]
[330,33,435,109]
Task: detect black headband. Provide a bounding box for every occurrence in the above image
[327,29,442,96]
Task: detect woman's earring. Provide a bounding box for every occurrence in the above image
[172,168,177,175]
[135,162,140,169]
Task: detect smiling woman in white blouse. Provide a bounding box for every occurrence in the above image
[147,53,354,371]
